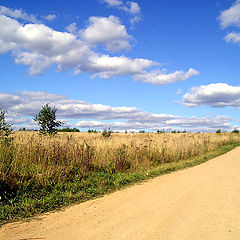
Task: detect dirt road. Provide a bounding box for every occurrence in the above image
[1,147,240,240]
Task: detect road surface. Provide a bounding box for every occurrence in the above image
[1,147,240,240]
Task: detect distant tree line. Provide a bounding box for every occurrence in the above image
[58,127,80,132]
[87,129,98,133]
[1,104,240,136]
[216,129,239,134]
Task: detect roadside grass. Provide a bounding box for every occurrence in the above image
[0,132,240,225]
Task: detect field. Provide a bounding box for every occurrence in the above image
[1,131,240,224]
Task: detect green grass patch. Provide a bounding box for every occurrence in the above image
[0,143,239,226]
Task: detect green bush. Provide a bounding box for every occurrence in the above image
[231,129,239,133]
[102,128,112,138]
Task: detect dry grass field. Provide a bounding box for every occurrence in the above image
[10,131,240,171]
[1,131,240,224]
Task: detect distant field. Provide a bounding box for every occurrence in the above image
[1,131,240,224]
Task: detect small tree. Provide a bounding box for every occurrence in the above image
[216,129,221,134]
[34,103,62,135]
[0,108,13,145]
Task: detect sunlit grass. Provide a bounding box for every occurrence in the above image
[1,131,240,224]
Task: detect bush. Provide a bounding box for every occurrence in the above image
[102,128,112,138]
[231,129,239,133]
[216,129,221,134]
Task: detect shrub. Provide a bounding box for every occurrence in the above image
[231,129,239,133]
[102,128,112,138]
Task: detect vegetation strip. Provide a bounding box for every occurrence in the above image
[0,135,239,226]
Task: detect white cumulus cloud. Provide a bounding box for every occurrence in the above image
[219,0,240,29]
[44,14,56,21]
[90,55,155,78]
[102,0,122,7]
[121,1,140,15]
[134,68,199,85]
[81,15,132,52]
[224,31,240,45]
[219,1,240,46]
[0,6,198,85]
[101,1,141,26]
[183,83,240,107]
[0,5,37,23]
[0,14,153,76]
[66,22,77,34]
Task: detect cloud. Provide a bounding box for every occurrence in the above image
[90,55,155,78]
[0,91,235,132]
[176,88,182,95]
[5,117,32,125]
[102,0,122,7]
[219,0,240,29]
[101,1,141,26]
[0,15,81,56]
[21,91,66,101]
[66,22,77,34]
[0,93,22,109]
[0,14,151,76]
[81,15,132,52]
[44,14,56,21]
[74,116,233,132]
[130,15,141,26]
[102,0,140,14]
[121,1,140,15]
[0,6,197,84]
[224,31,240,44]
[134,68,199,85]
[218,1,240,47]
[0,5,37,23]
[122,2,141,26]
[0,91,140,119]
[182,83,240,107]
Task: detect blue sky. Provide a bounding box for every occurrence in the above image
[0,0,240,132]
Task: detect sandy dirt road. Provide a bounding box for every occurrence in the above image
[1,147,240,240]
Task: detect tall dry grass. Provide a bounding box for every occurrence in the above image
[1,131,240,223]
[5,131,240,175]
